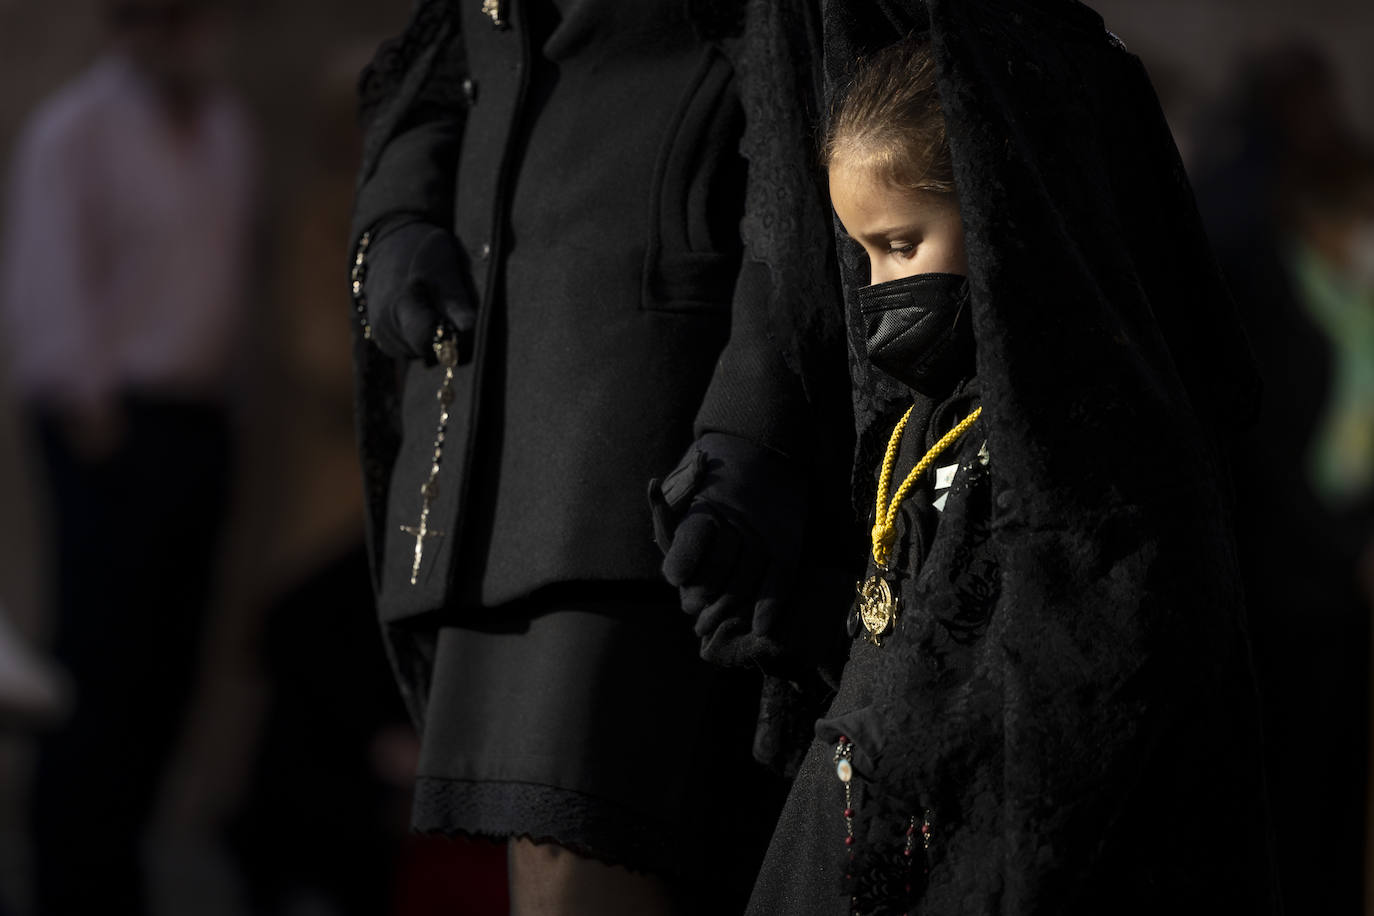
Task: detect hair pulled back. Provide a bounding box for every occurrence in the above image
[825,35,955,195]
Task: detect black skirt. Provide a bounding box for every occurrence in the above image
[412,585,784,901]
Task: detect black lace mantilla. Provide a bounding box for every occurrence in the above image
[357,0,456,127]
[723,0,847,395]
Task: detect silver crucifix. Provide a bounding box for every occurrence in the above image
[400,509,444,585]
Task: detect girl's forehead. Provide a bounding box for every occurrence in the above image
[829,158,952,212]
[828,154,904,205]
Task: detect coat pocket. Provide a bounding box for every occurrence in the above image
[641,46,746,315]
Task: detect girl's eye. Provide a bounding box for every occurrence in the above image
[888,243,916,258]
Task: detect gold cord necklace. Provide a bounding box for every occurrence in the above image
[855,405,983,645]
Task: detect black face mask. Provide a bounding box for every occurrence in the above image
[856,272,975,397]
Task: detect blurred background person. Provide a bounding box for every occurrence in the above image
[1192,41,1374,915]
[0,0,257,912]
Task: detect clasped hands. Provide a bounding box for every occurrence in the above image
[650,432,808,668]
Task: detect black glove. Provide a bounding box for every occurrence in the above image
[649,432,805,667]
[361,221,477,361]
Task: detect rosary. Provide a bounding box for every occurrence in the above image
[836,736,934,915]
[400,327,459,586]
[480,0,506,28]
[352,229,459,587]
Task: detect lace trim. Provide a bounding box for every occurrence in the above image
[413,776,686,879]
[357,0,456,127]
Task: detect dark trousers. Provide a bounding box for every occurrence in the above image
[28,397,231,916]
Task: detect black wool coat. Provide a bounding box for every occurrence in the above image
[351,0,852,724]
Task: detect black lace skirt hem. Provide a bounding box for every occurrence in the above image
[413,776,683,879]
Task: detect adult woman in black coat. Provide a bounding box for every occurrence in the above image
[349,0,850,911]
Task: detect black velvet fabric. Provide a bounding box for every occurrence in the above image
[748,1,1279,913]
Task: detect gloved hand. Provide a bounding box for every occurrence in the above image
[360,221,477,361]
[649,432,806,667]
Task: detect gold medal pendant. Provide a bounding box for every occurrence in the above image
[860,404,982,649]
[856,575,899,646]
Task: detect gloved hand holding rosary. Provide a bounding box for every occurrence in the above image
[354,220,477,362]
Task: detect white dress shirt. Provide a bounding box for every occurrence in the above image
[0,54,256,410]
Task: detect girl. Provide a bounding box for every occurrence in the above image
[747,6,1279,914]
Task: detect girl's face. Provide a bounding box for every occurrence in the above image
[828,155,968,285]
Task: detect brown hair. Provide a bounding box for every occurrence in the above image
[824,35,956,195]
